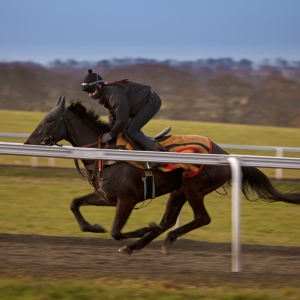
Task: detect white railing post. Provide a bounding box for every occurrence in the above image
[48,158,55,167]
[227,157,242,272]
[275,148,283,180]
[31,157,38,167]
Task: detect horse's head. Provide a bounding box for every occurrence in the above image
[25,96,68,146]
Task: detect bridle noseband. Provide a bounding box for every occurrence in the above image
[41,108,69,146]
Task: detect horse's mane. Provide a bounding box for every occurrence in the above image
[67,100,109,132]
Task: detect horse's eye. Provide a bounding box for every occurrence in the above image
[46,117,53,123]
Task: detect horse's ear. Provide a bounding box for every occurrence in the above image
[56,96,62,106]
[56,96,65,112]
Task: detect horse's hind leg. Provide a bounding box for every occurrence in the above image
[162,184,211,254]
[119,190,187,254]
[162,164,231,253]
[70,193,114,233]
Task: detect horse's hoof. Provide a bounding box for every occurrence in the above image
[149,222,164,231]
[93,224,107,233]
[118,245,132,255]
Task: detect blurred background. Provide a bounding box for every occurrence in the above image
[0,0,300,127]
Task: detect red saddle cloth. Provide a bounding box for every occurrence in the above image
[116,134,212,178]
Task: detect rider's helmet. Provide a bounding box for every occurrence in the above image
[81,69,104,93]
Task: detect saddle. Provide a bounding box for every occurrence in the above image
[77,126,212,180]
[149,126,172,142]
[113,129,212,178]
[123,126,171,151]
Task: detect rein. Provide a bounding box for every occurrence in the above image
[74,135,114,204]
[74,135,111,181]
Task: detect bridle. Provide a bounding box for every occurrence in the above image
[41,108,69,146]
[39,107,112,185]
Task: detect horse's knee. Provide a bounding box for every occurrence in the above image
[70,199,77,211]
[70,198,80,212]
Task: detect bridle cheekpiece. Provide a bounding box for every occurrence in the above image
[41,108,68,146]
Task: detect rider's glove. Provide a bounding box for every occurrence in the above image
[102,132,115,143]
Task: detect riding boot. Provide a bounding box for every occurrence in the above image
[138,136,160,168]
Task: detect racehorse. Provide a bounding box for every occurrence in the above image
[25,96,300,254]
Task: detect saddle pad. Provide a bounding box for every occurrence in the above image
[116,134,212,178]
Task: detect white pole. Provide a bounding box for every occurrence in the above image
[227,157,242,272]
[275,148,283,180]
[48,158,55,167]
[31,157,38,167]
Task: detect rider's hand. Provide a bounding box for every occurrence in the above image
[102,132,115,143]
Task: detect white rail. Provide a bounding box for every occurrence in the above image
[0,133,30,138]
[1,132,300,179]
[1,142,300,272]
[1,142,300,169]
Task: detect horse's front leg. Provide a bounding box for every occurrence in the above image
[110,197,152,241]
[119,190,187,254]
[70,192,114,233]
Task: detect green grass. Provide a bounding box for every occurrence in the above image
[1,167,299,247]
[1,278,300,300]
[1,108,300,147]
[0,109,46,133]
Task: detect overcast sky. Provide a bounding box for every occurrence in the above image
[1,0,299,65]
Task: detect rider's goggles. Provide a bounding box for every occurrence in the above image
[81,82,98,93]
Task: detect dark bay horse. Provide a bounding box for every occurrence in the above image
[25,96,300,254]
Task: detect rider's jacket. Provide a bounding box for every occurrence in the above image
[97,81,152,136]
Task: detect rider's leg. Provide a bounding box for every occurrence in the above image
[127,92,162,166]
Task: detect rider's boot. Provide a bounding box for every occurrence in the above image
[138,136,161,169]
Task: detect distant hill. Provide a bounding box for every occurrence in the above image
[0,58,299,127]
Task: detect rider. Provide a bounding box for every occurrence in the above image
[81,69,162,167]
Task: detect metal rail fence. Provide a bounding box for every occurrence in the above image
[1,132,300,179]
[1,141,300,272]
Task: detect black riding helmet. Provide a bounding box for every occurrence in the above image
[81,69,104,93]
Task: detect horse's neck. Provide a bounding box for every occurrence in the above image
[65,112,103,168]
[66,111,101,148]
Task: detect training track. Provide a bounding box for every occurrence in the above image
[1,233,300,287]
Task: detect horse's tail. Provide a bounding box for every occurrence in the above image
[241,166,300,205]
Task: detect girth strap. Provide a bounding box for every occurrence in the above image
[142,170,155,199]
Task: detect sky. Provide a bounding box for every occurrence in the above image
[0,0,300,65]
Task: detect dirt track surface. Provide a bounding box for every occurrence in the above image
[1,233,300,287]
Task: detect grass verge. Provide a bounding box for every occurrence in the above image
[1,278,300,300]
[0,166,299,246]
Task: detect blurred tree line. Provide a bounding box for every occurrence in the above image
[0,58,300,127]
